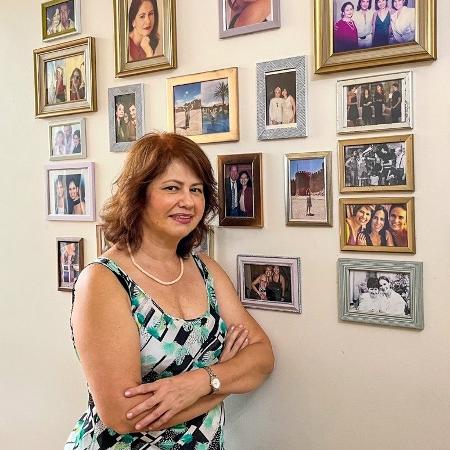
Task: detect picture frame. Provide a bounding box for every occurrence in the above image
[57,237,84,292]
[338,258,423,330]
[218,153,263,227]
[45,161,96,221]
[337,71,412,134]
[42,0,81,42]
[339,197,415,253]
[108,84,145,152]
[284,151,332,226]
[314,0,436,74]
[338,134,414,193]
[192,225,215,258]
[256,56,307,140]
[114,0,177,77]
[49,118,86,160]
[237,255,301,313]
[96,225,112,257]
[34,37,97,118]
[218,0,281,38]
[167,67,239,144]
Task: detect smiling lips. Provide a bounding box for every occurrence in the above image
[170,214,193,224]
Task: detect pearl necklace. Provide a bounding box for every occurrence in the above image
[127,243,184,286]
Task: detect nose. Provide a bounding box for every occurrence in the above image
[177,189,194,208]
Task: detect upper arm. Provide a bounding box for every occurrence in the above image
[71,264,152,433]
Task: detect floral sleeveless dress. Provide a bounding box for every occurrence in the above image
[65,255,227,450]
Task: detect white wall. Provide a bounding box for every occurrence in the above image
[1,1,449,449]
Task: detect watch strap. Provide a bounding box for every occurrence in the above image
[204,366,220,394]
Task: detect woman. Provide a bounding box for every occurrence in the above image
[347,85,360,127]
[369,152,384,185]
[128,0,162,62]
[357,151,368,186]
[69,68,85,101]
[346,204,373,245]
[372,0,391,47]
[251,266,273,301]
[55,66,66,103]
[306,188,312,216]
[54,175,68,214]
[373,83,385,124]
[334,2,358,53]
[353,0,374,48]
[227,0,271,29]
[68,178,86,215]
[115,103,128,142]
[237,170,253,217]
[65,133,274,449]
[53,130,66,156]
[391,0,415,43]
[267,266,286,302]
[360,86,373,125]
[281,88,296,124]
[357,205,394,247]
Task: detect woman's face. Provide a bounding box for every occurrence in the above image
[239,173,249,186]
[371,209,386,233]
[68,181,79,200]
[355,206,372,226]
[377,0,387,9]
[56,132,64,145]
[265,267,273,277]
[56,180,64,198]
[343,4,354,18]
[282,89,288,98]
[360,0,370,10]
[116,103,124,118]
[273,266,280,275]
[393,0,404,9]
[133,1,155,37]
[274,87,282,98]
[364,89,369,97]
[72,70,81,87]
[376,84,382,93]
[389,206,406,231]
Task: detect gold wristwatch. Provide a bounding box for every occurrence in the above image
[204,366,221,394]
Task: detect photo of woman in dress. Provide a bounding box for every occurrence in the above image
[334,2,358,52]
[54,175,68,214]
[391,0,415,44]
[360,86,373,125]
[237,170,254,217]
[69,67,85,101]
[347,85,360,126]
[372,0,391,47]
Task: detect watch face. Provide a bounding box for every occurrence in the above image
[212,378,221,390]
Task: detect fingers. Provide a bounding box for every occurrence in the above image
[124,383,157,398]
[220,324,249,362]
[144,410,175,432]
[126,393,159,420]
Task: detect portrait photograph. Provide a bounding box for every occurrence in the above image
[192,226,215,258]
[339,134,414,192]
[314,0,436,73]
[237,255,301,313]
[57,237,83,291]
[218,0,280,38]
[218,153,263,227]
[45,161,95,221]
[42,0,81,42]
[338,258,423,329]
[114,0,176,77]
[257,56,307,140]
[49,118,86,160]
[108,84,144,152]
[340,197,415,253]
[96,225,112,257]
[34,37,96,118]
[285,152,332,226]
[167,68,239,144]
[337,71,412,133]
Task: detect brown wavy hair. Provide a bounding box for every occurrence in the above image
[100,132,218,257]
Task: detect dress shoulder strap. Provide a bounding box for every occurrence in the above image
[192,254,220,313]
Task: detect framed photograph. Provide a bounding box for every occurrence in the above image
[192,226,215,258]
[285,152,332,226]
[337,71,412,134]
[237,255,301,313]
[108,84,145,152]
[314,0,436,74]
[96,225,112,257]
[114,0,177,77]
[34,37,97,118]
[167,67,239,144]
[42,0,81,42]
[49,118,86,160]
[256,56,307,140]
[218,153,263,227]
[57,237,84,292]
[338,258,423,329]
[340,197,415,253]
[45,161,95,221]
[339,134,414,193]
[218,0,281,38]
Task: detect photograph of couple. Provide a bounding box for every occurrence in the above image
[265,69,296,127]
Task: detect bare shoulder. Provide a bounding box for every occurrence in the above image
[195,253,233,289]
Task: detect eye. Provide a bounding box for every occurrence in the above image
[191,187,204,194]
[164,185,178,191]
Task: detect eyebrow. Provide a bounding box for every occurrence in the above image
[162,179,203,186]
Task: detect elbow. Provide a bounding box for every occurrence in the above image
[99,411,136,435]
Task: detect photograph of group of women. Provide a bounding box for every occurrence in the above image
[349,269,411,317]
[114,93,137,143]
[343,200,412,250]
[58,240,82,290]
[49,171,87,216]
[223,0,274,30]
[50,122,83,157]
[224,163,254,218]
[333,0,416,53]
[265,69,297,127]
[343,141,408,188]
[46,55,86,105]
[345,78,403,127]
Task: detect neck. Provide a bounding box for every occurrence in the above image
[135,230,181,264]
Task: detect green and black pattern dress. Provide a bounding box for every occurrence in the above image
[65,255,226,450]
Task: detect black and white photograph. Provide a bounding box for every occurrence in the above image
[237,255,301,313]
[338,258,423,329]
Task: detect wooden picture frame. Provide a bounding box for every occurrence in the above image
[34,37,97,118]
[167,67,239,144]
[114,0,177,77]
[42,0,81,42]
[218,153,263,227]
[57,237,84,291]
[314,0,436,74]
[96,225,112,257]
[285,151,332,226]
[192,225,215,258]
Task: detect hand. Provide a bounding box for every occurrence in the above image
[220,324,249,363]
[124,370,208,431]
[356,233,367,246]
[139,36,153,57]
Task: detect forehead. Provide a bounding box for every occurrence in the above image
[390,207,406,216]
[158,159,202,181]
